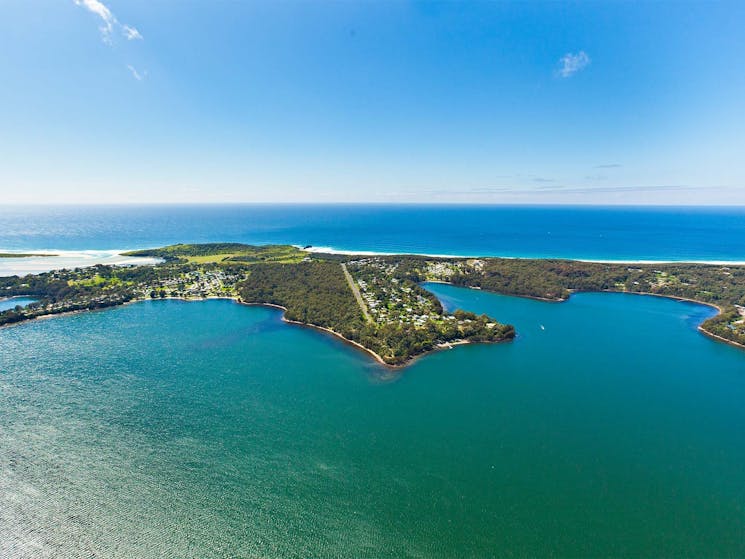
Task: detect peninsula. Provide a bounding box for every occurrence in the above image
[1,243,744,365]
[0,252,57,258]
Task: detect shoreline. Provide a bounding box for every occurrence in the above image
[4,246,745,269]
[0,295,35,303]
[0,249,162,277]
[423,280,736,349]
[240,300,433,368]
[2,286,740,363]
[301,246,745,266]
[698,327,745,350]
[0,294,494,369]
[424,278,726,312]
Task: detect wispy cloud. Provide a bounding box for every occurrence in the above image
[525,185,693,195]
[122,25,142,41]
[595,163,622,169]
[557,51,590,78]
[74,0,142,43]
[127,65,146,81]
[426,184,695,199]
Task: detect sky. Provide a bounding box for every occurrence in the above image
[0,0,744,205]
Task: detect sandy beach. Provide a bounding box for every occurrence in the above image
[0,250,161,276]
[300,246,745,265]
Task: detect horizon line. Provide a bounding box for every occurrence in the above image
[3,201,745,209]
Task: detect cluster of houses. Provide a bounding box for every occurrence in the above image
[140,268,239,299]
[348,258,444,326]
[426,259,485,278]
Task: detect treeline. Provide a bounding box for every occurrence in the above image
[125,243,303,263]
[126,243,254,258]
[405,257,745,307]
[0,295,133,326]
[238,261,365,332]
[0,263,178,304]
[0,264,143,326]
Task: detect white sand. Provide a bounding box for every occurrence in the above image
[300,246,745,265]
[0,250,161,276]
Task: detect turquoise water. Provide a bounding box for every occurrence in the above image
[0,297,35,312]
[2,290,744,557]
[2,205,745,261]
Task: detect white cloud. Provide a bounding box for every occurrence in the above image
[122,25,142,41]
[127,65,146,81]
[557,51,590,78]
[74,0,142,43]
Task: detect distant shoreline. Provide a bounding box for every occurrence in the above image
[0,250,162,276]
[3,246,745,269]
[300,246,745,266]
[0,253,57,258]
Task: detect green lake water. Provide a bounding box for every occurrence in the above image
[1,286,744,557]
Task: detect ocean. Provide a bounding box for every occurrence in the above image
[1,204,744,261]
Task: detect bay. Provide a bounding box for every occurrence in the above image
[2,289,744,557]
[0,297,36,312]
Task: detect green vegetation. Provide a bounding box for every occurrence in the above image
[124,243,305,264]
[237,260,513,365]
[0,253,57,258]
[701,307,745,347]
[4,244,745,362]
[239,261,364,330]
[433,259,745,306]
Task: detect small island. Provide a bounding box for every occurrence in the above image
[1,243,744,365]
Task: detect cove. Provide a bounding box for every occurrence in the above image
[1,288,744,557]
[0,296,36,312]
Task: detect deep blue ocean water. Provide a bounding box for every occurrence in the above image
[1,204,744,260]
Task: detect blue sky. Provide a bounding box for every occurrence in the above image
[1,1,744,204]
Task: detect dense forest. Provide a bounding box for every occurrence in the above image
[446,259,745,306]
[238,261,365,333]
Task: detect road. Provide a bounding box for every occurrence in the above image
[341,263,372,323]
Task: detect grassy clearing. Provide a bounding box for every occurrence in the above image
[124,243,306,265]
[69,275,125,288]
